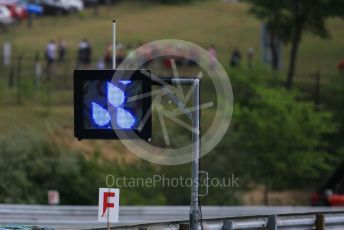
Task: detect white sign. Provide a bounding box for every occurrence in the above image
[98,188,120,223]
[48,190,60,205]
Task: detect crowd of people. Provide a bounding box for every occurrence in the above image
[44,38,259,72]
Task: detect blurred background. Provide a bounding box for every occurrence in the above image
[0,0,343,207]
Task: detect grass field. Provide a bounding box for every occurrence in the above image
[0,1,343,75]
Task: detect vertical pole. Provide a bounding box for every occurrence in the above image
[315,214,325,230]
[267,215,277,230]
[112,20,117,69]
[190,79,200,230]
[16,55,22,104]
[109,21,116,229]
[9,65,14,88]
[35,52,42,89]
[223,220,233,230]
[314,71,320,110]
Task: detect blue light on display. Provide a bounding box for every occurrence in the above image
[108,82,125,107]
[117,108,136,129]
[91,81,136,129]
[92,102,110,126]
[119,80,132,85]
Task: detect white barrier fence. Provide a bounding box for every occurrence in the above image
[0,205,344,229]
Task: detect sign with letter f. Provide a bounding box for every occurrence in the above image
[98,188,120,223]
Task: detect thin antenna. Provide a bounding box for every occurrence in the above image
[112,20,116,69]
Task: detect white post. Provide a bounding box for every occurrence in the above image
[3,42,11,66]
[112,20,117,69]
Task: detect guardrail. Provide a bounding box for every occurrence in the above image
[107,212,344,230]
[0,205,344,229]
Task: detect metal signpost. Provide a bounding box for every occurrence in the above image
[148,76,201,230]
[74,21,203,229]
[111,21,202,229]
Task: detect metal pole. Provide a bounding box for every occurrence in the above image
[314,71,321,110]
[112,20,116,69]
[316,214,325,230]
[190,79,200,230]
[158,77,201,229]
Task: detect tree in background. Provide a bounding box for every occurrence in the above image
[232,86,337,204]
[246,0,344,89]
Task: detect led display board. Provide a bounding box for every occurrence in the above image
[74,69,151,140]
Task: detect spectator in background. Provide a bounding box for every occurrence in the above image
[97,57,105,70]
[104,43,113,69]
[83,40,92,68]
[125,44,137,69]
[58,38,66,62]
[208,45,217,69]
[337,58,344,72]
[136,42,147,68]
[148,43,160,70]
[45,40,57,79]
[45,40,57,65]
[247,47,255,68]
[116,42,126,67]
[127,44,134,55]
[187,47,199,67]
[77,39,92,69]
[162,45,174,70]
[175,44,184,67]
[230,48,241,68]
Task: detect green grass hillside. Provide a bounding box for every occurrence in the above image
[1,1,343,75]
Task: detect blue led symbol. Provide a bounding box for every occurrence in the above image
[92,102,110,126]
[92,81,136,129]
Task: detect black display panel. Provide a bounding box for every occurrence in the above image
[74,69,151,140]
